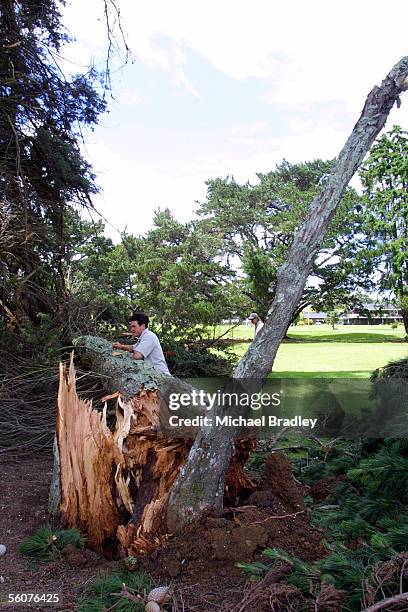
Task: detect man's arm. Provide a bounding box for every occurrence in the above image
[112,342,133,352]
[112,342,144,361]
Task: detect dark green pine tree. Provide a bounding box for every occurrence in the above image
[359,126,408,334]
[0,0,106,345]
[197,160,368,322]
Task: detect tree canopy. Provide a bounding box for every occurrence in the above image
[359,125,408,332]
[196,160,369,321]
[0,0,106,343]
[74,209,246,336]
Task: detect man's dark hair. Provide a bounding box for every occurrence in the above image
[129,312,149,327]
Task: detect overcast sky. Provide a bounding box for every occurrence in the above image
[63,0,408,240]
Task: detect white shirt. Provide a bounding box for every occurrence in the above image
[254,319,264,338]
[133,329,171,375]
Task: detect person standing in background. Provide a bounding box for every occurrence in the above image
[248,312,264,339]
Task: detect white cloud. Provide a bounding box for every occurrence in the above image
[120,0,408,106]
[119,89,146,105]
[64,0,408,128]
[84,118,349,242]
[63,0,408,238]
[83,140,209,240]
[64,0,408,109]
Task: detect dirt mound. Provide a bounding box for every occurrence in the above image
[139,452,325,589]
[1,451,327,612]
[257,451,306,512]
[309,475,346,503]
[138,508,325,610]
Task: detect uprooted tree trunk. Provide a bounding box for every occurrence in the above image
[166,56,408,531]
[55,336,255,554]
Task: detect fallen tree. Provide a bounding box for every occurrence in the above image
[55,336,255,554]
[54,57,408,551]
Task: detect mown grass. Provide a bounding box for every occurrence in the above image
[216,324,407,378]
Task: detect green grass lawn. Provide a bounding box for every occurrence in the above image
[217,324,407,378]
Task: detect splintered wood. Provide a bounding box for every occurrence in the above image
[57,356,255,555]
[57,359,120,549]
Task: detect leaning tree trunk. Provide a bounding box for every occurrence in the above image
[403,310,408,335]
[166,56,408,531]
[55,336,255,554]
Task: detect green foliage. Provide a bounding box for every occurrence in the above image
[161,334,236,376]
[241,541,398,610]
[326,310,341,330]
[312,442,408,606]
[293,440,359,484]
[127,209,245,333]
[240,429,408,610]
[19,525,84,561]
[71,220,136,329]
[74,209,246,337]
[371,357,408,382]
[197,160,367,320]
[369,358,408,436]
[348,445,408,504]
[0,0,106,353]
[242,244,277,320]
[18,313,62,361]
[359,126,408,333]
[71,209,246,374]
[77,569,156,612]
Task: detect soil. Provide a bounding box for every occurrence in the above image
[0,456,118,612]
[0,452,327,612]
[309,475,346,503]
[138,453,326,610]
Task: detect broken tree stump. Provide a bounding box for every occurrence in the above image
[55,336,255,555]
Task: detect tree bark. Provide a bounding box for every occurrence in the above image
[403,310,408,335]
[362,592,408,612]
[166,57,408,531]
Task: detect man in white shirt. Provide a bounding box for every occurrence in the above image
[249,312,264,339]
[112,312,171,375]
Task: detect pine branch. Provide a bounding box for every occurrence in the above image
[363,591,408,611]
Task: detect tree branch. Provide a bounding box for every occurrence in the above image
[362,592,408,612]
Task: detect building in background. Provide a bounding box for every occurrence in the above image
[342,303,402,325]
[300,303,402,325]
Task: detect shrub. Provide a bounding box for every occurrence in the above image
[77,569,156,612]
[162,336,236,377]
[19,526,84,561]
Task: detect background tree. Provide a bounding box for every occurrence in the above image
[197,160,370,323]
[72,209,247,374]
[358,125,408,333]
[0,0,106,349]
[125,209,246,336]
[326,310,341,330]
[74,209,247,336]
[72,219,137,329]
